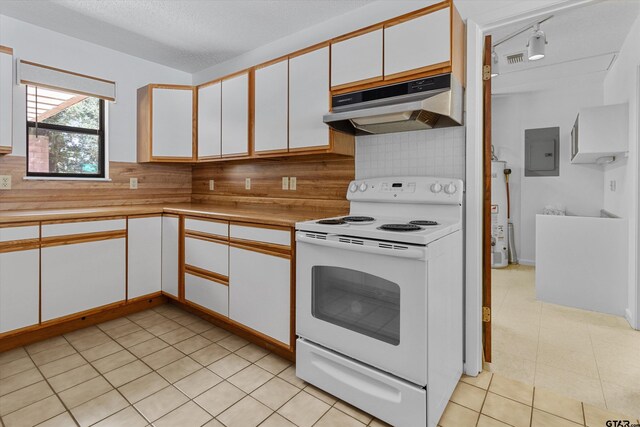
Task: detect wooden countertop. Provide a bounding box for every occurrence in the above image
[0,203,347,227]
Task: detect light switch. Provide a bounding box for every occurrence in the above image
[209,179,215,191]
[290,177,297,191]
[282,177,289,190]
[245,178,251,190]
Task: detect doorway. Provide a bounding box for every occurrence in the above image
[482,1,640,418]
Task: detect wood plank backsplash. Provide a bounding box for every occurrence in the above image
[0,156,192,211]
[192,155,354,211]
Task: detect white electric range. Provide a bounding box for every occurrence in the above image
[295,176,464,427]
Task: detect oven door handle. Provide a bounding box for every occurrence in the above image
[296,232,426,259]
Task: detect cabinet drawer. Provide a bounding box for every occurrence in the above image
[185,236,229,277]
[42,219,125,237]
[230,224,290,247]
[296,339,426,427]
[0,225,39,242]
[185,218,228,238]
[185,273,228,317]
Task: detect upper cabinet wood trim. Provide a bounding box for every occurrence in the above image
[0,46,13,55]
[331,23,384,44]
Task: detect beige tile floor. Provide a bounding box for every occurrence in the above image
[489,264,640,418]
[0,302,636,427]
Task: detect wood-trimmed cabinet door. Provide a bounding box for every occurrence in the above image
[0,225,39,333]
[0,46,13,154]
[384,6,451,79]
[41,219,126,322]
[161,215,180,298]
[331,29,383,90]
[137,85,195,162]
[221,72,249,157]
[254,59,288,154]
[289,46,330,152]
[197,82,222,160]
[229,246,291,346]
[128,216,162,299]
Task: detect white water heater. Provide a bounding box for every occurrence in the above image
[491,161,508,268]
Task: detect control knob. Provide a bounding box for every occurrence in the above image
[349,183,358,193]
[430,183,442,193]
[445,183,457,195]
[359,182,368,192]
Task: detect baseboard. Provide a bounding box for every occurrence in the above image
[625,308,637,329]
[517,259,535,266]
[0,292,167,352]
[166,296,295,362]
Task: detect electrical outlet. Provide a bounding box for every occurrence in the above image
[282,177,289,190]
[290,177,297,191]
[610,180,617,191]
[0,175,11,190]
[129,177,138,189]
[245,178,251,190]
[209,179,215,191]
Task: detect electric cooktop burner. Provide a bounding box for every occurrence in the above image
[378,224,422,232]
[317,219,347,225]
[343,216,376,222]
[409,220,439,226]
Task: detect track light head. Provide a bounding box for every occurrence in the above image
[527,23,547,61]
[491,49,500,77]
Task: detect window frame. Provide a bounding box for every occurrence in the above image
[26,88,106,179]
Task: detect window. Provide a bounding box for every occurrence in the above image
[26,86,105,178]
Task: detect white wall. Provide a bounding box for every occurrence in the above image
[356,128,466,181]
[492,82,605,264]
[603,13,640,329]
[0,15,191,163]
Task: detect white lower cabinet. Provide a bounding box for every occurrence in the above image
[229,246,290,345]
[42,238,126,321]
[0,249,39,333]
[128,216,162,299]
[185,273,228,316]
[162,215,180,298]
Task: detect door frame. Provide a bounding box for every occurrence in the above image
[463,1,602,376]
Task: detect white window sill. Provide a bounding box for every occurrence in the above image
[23,176,112,182]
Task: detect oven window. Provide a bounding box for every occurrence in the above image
[311,266,400,345]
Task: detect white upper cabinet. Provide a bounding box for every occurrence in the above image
[254,60,288,154]
[221,72,249,156]
[197,82,222,159]
[0,46,13,154]
[289,46,330,151]
[331,29,383,88]
[151,87,194,159]
[384,7,451,77]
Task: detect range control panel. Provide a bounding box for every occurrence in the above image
[347,177,463,204]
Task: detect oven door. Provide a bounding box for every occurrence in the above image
[296,231,429,385]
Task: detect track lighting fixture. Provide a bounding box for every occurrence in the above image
[527,23,547,61]
[491,49,500,77]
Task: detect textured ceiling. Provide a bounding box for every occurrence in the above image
[488,0,640,94]
[0,0,371,73]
